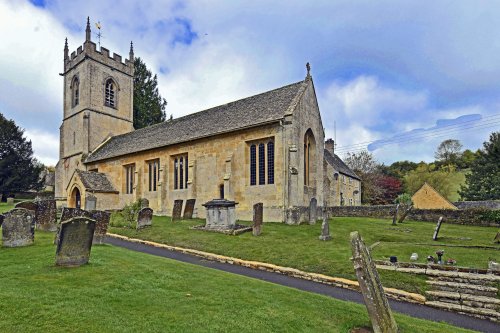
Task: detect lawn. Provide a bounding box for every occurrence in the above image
[0,231,476,333]
[109,215,500,295]
[0,202,15,214]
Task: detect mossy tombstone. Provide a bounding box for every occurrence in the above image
[55,217,96,267]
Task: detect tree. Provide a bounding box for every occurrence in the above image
[434,139,463,166]
[404,163,457,200]
[344,150,383,204]
[456,149,478,170]
[373,175,403,205]
[133,57,167,130]
[459,132,500,200]
[0,113,44,197]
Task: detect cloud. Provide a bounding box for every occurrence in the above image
[24,129,59,166]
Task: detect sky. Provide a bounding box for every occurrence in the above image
[1,0,500,166]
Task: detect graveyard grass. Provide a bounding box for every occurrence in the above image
[109,216,500,296]
[0,231,476,333]
[0,201,15,214]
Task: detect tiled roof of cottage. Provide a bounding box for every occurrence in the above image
[324,150,360,180]
[85,80,307,163]
[76,170,118,193]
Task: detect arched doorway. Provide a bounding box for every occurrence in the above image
[69,187,81,209]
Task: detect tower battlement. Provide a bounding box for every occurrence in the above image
[63,17,134,76]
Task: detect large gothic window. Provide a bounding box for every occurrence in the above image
[105,78,116,108]
[249,139,274,186]
[71,77,79,107]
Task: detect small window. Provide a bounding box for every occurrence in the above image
[105,79,116,107]
[71,77,79,107]
[250,144,256,185]
[258,143,265,185]
[148,159,160,192]
[173,154,188,190]
[267,141,274,184]
[124,164,135,194]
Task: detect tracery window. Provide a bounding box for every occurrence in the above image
[249,139,274,186]
[71,77,79,107]
[105,78,116,107]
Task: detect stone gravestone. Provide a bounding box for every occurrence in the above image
[319,216,332,241]
[35,200,57,231]
[432,217,444,241]
[56,207,93,245]
[309,198,317,224]
[85,195,97,211]
[15,201,37,212]
[55,217,96,267]
[140,198,149,209]
[6,197,14,205]
[350,231,398,333]
[90,210,111,244]
[252,203,263,236]
[137,207,153,230]
[0,214,4,227]
[171,200,183,222]
[183,199,196,219]
[2,208,36,247]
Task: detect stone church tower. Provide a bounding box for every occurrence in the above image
[54,17,134,206]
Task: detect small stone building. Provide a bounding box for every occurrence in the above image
[55,18,361,223]
[411,182,457,210]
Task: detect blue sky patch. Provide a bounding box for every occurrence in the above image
[29,0,46,8]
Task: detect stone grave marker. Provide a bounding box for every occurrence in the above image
[137,207,153,230]
[85,195,97,211]
[252,203,263,236]
[55,217,96,267]
[183,199,196,219]
[0,214,4,227]
[140,198,149,209]
[350,231,398,333]
[309,198,317,224]
[2,208,36,247]
[6,197,14,205]
[432,217,444,241]
[90,210,111,244]
[35,200,57,231]
[494,232,500,244]
[56,207,93,245]
[171,200,183,222]
[319,215,332,241]
[391,203,400,226]
[15,201,37,212]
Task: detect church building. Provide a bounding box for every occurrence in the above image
[54,18,361,224]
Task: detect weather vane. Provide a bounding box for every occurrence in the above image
[95,21,103,47]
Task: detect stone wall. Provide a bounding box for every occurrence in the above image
[328,205,499,227]
[454,200,500,210]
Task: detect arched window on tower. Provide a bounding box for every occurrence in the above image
[105,79,116,108]
[71,77,79,107]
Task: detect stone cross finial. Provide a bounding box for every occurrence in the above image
[85,16,91,42]
[64,38,69,60]
[306,62,311,77]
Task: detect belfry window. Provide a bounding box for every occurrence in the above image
[249,139,274,186]
[105,79,116,107]
[173,154,188,190]
[71,77,79,107]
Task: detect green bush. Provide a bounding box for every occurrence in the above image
[479,209,500,223]
[110,200,142,228]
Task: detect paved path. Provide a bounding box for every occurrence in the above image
[104,236,499,333]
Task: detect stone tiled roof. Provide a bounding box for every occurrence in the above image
[76,170,118,193]
[324,150,360,180]
[86,80,307,163]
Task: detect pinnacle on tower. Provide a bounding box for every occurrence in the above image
[129,41,134,61]
[306,62,311,79]
[64,38,69,60]
[85,16,91,42]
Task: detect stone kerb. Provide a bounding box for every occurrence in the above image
[137,208,153,230]
[350,231,398,333]
[2,208,36,247]
[55,217,96,267]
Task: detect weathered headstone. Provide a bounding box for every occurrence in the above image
[140,198,149,209]
[171,200,183,222]
[309,198,317,224]
[55,217,96,267]
[252,203,263,236]
[56,207,93,245]
[350,231,398,333]
[2,208,36,247]
[432,217,444,241]
[0,214,4,227]
[35,200,57,231]
[391,203,400,226]
[6,197,14,205]
[183,199,196,219]
[137,207,153,230]
[494,232,500,244]
[85,195,97,211]
[90,210,111,244]
[15,201,37,211]
[319,216,332,241]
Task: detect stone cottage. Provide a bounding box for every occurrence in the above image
[55,18,360,223]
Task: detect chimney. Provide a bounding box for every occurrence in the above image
[325,138,335,155]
